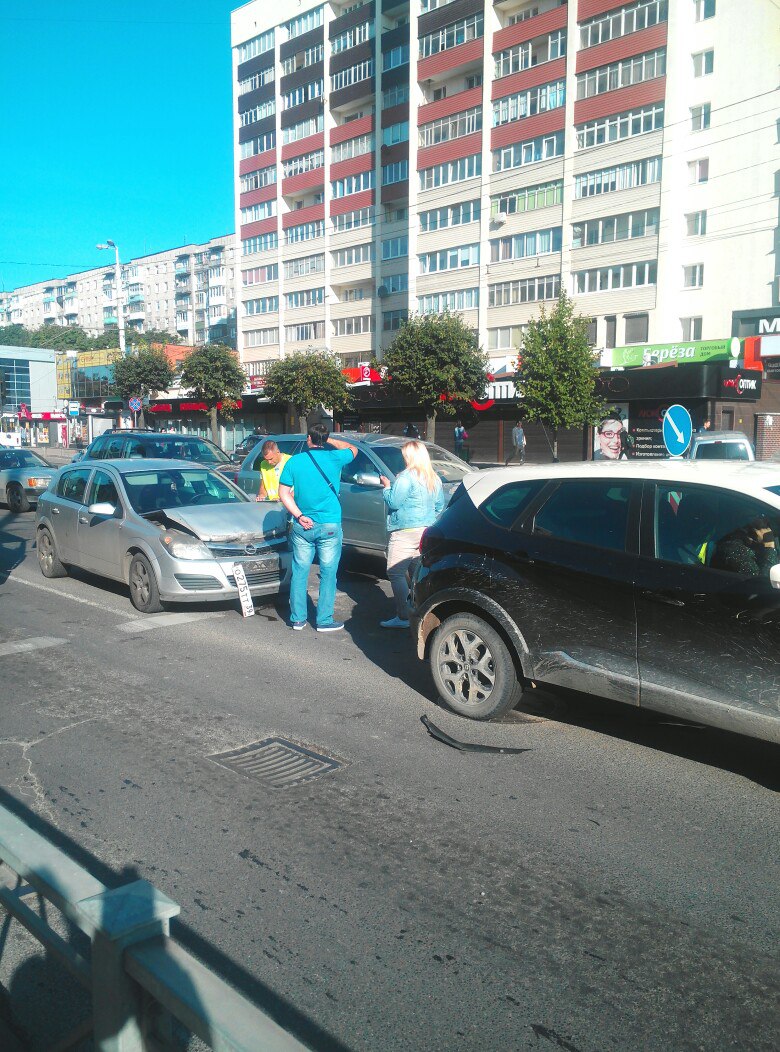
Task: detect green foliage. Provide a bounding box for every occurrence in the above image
[265,351,351,417]
[516,293,604,433]
[126,329,181,349]
[179,343,245,410]
[377,312,488,419]
[112,348,175,401]
[0,324,179,353]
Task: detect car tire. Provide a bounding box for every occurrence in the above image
[430,612,524,721]
[7,484,30,514]
[37,526,68,578]
[128,553,163,613]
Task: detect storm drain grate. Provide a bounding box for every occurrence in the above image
[209,738,344,789]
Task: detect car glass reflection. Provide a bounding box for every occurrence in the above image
[122,469,248,514]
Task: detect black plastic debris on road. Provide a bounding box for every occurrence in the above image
[421,715,532,754]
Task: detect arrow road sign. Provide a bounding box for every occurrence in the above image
[662,404,693,458]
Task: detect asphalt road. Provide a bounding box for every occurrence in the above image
[0,506,778,1051]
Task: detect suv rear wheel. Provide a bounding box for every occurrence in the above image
[430,612,523,720]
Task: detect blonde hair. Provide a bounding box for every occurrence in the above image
[401,440,439,493]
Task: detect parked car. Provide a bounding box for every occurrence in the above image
[73,430,233,472]
[411,460,780,744]
[0,448,58,513]
[234,432,476,554]
[688,430,755,461]
[229,432,266,463]
[35,459,291,613]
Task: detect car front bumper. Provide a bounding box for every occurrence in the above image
[155,548,291,602]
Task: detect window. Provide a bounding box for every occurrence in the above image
[572,208,659,248]
[383,272,408,295]
[332,133,373,163]
[624,313,649,343]
[87,469,120,508]
[693,49,714,76]
[242,264,278,286]
[245,328,278,348]
[491,181,562,217]
[432,86,447,102]
[286,221,325,244]
[686,211,707,236]
[285,321,325,342]
[605,316,617,349]
[420,0,459,10]
[694,0,715,22]
[56,468,92,504]
[240,166,276,193]
[465,73,483,90]
[282,150,324,179]
[681,317,703,340]
[341,450,376,484]
[493,132,564,173]
[534,480,632,553]
[332,207,372,232]
[492,82,565,126]
[285,287,324,309]
[282,115,324,145]
[420,14,484,58]
[332,315,374,336]
[237,29,274,64]
[383,84,409,108]
[479,481,545,529]
[381,236,408,261]
[420,154,481,190]
[382,161,408,185]
[488,275,560,307]
[242,233,278,255]
[420,107,483,148]
[240,100,276,125]
[240,132,276,159]
[576,104,664,150]
[494,30,567,78]
[284,7,323,41]
[689,158,709,183]
[383,309,408,331]
[282,81,323,110]
[488,326,526,351]
[240,201,277,224]
[418,288,479,313]
[284,254,325,279]
[691,103,711,131]
[573,260,657,293]
[684,264,704,288]
[490,227,562,263]
[332,170,374,197]
[331,59,374,92]
[580,0,668,49]
[574,157,661,199]
[332,21,373,54]
[334,242,373,266]
[281,44,324,75]
[383,44,409,70]
[420,199,480,232]
[244,296,278,315]
[419,244,479,273]
[238,66,274,96]
[382,122,409,147]
[576,49,665,100]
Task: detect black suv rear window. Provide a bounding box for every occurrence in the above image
[533,480,632,552]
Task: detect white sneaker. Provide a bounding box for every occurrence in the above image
[380,616,410,629]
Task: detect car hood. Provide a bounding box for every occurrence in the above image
[157,501,287,542]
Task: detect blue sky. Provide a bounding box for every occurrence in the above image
[0,0,241,291]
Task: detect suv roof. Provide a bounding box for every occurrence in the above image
[692,430,752,442]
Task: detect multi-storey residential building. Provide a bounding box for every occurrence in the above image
[0,235,238,348]
[231,0,777,393]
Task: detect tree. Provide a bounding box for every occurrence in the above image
[265,350,351,433]
[179,343,246,445]
[125,329,181,349]
[112,347,175,428]
[515,293,605,461]
[375,312,488,443]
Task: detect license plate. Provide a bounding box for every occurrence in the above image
[244,556,279,574]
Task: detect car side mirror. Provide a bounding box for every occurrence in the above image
[354,472,383,488]
[88,502,118,516]
[770,564,780,590]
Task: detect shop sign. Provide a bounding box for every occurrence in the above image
[718,369,762,399]
[612,339,738,369]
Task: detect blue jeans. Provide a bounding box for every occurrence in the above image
[289,521,343,626]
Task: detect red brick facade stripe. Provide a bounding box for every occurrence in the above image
[492,3,568,54]
[491,56,567,102]
[239,147,277,177]
[329,188,374,216]
[281,167,326,197]
[280,132,324,163]
[240,217,278,239]
[575,21,668,73]
[573,76,666,125]
[417,130,482,171]
[417,36,484,82]
[330,152,374,183]
[418,84,482,125]
[281,202,325,230]
[578,0,630,21]
[490,107,566,151]
[239,183,277,208]
[329,113,374,145]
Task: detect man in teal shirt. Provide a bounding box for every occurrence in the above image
[278,424,357,632]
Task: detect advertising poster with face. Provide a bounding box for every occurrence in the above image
[593,405,630,460]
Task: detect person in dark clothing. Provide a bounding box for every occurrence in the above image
[711,518,779,577]
[403,422,420,439]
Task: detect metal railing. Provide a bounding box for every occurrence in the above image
[0,804,310,1051]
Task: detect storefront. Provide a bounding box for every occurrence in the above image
[1,346,62,444]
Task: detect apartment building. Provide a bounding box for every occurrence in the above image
[0,235,238,348]
[230,0,778,387]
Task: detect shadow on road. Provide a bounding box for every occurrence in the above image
[0,511,28,591]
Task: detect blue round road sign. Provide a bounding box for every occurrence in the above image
[128,397,142,412]
[662,404,693,458]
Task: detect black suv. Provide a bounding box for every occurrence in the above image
[411,461,780,744]
[75,430,232,472]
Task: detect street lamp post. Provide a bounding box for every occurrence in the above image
[96,240,127,356]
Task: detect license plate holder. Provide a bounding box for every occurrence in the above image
[243,556,279,575]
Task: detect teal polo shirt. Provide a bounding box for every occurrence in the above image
[279,447,354,523]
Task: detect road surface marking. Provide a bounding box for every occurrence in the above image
[0,637,66,658]
[5,574,126,615]
[117,612,225,633]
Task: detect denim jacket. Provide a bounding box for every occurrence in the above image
[383,470,445,532]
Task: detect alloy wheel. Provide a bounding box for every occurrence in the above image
[130,560,150,606]
[438,628,496,706]
[38,530,54,573]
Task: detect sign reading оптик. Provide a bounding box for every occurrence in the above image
[612,339,739,369]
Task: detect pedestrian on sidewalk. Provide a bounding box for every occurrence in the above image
[454,420,468,460]
[278,424,357,632]
[255,440,290,502]
[505,420,526,465]
[378,441,445,629]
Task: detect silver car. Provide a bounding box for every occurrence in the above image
[688,430,755,461]
[35,459,291,613]
[0,449,58,513]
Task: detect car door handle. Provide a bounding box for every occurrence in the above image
[641,589,686,608]
[78,515,89,524]
[51,507,60,514]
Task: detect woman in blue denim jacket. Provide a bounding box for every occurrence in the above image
[378,441,445,629]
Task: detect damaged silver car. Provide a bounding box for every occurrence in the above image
[35,459,291,613]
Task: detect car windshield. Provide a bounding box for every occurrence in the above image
[0,450,49,468]
[375,444,472,484]
[695,442,750,460]
[127,437,230,464]
[122,468,248,514]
